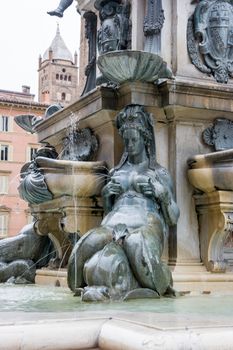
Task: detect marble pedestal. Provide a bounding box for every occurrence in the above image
[194,191,233,272]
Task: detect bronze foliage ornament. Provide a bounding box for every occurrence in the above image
[187,0,233,83]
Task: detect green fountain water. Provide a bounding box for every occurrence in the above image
[1,284,233,318]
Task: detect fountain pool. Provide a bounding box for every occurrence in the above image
[0,284,233,315]
[1,284,233,349]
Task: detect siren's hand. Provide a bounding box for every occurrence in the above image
[138,178,171,204]
[152,180,171,205]
[102,179,123,199]
[102,179,123,214]
[137,181,155,197]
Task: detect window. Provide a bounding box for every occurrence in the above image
[0,214,8,238]
[61,92,66,101]
[68,75,71,82]
[0,145,9,161]
[30,147,38,160]
[27,146,38,162]
[0,116,9,132]
[0,175,9,194]
[56,73,59,80]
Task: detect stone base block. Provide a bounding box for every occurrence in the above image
[35,268,68,287]
[171,262,233,293]
[173,273,233,294]
[36,266,233,293]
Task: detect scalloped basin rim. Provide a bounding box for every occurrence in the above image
[188,149,233,169]
[98,50,164,59]
[36,157,106,171]
[97,50,172,83]
[35,157,107,197]
[188,149,233,192]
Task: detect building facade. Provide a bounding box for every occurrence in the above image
[0,24,79,239]
[0,87,47,238]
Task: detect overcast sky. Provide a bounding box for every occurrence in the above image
[0,0,80,100]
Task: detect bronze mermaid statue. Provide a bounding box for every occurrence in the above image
[68,104,180,301]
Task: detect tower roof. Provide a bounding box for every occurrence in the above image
[42,24,73,62]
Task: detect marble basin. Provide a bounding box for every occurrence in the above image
[97,50,173,84]
[36,157,107,198]
[187,149,233,193]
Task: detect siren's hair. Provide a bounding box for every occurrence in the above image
[114,104,157,170]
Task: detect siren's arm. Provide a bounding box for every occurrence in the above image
[160,194,180,227]
[102,178,123,215]
[151,170,180,227]
[101,179,122,214]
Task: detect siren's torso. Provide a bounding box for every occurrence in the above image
[102,162,163,231]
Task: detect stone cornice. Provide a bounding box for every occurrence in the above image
[35,85,117,142]
[0,99,48,111]
[159,78,233,119]
[35,78,233,144]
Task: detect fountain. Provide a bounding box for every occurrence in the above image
[1,0,233,348]
[0,108,107,281]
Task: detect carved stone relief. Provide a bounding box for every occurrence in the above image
[194,192,233,273]
[187,0,233,83]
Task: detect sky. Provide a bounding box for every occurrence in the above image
[0,0,80,100]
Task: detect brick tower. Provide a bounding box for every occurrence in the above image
[38,24,78,106]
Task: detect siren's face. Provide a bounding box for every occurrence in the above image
[123,128,145,157]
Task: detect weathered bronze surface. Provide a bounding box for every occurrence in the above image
[144,0,164,54]
[47,0,73,18]
[81,12,97,96]
[62,128,98,161]
[95,0,131,55]
[68,105,180,301]
[97,50,173,84]
[187,0,233,83]
[18,145,57,205]
[203,118,233,151]
[0,223,51,283]
[14,114,43,134]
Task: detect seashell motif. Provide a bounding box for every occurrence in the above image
[202,126,214,146]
